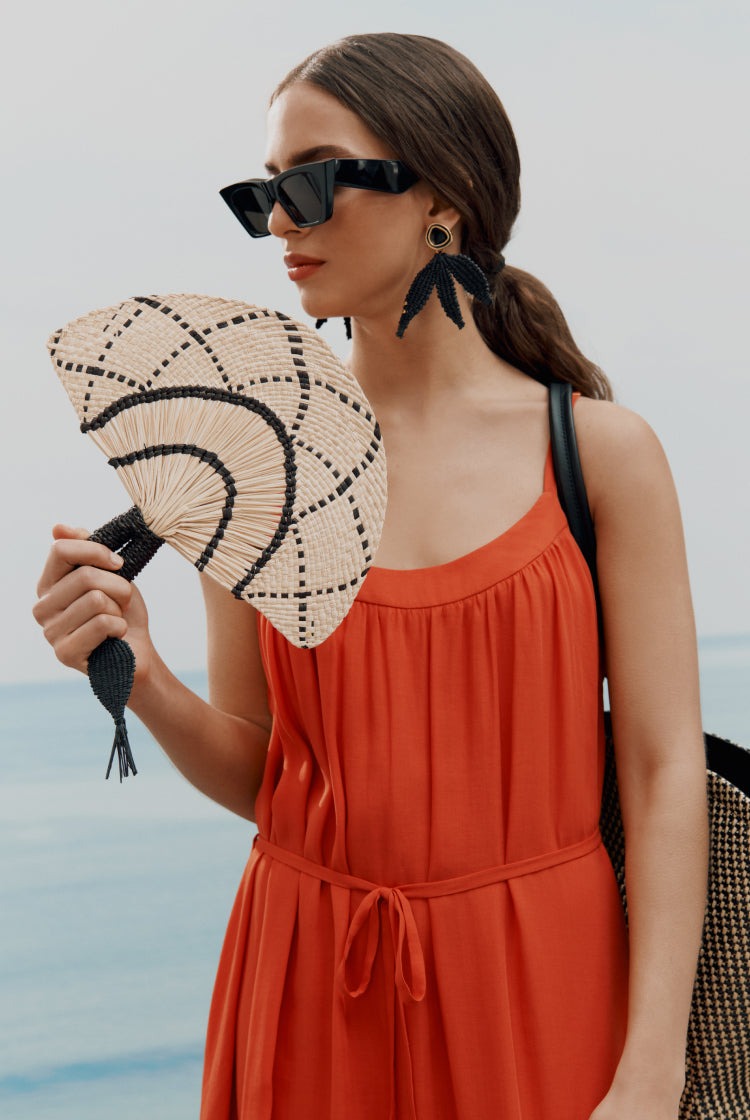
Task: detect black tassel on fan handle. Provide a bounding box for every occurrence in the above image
[396,224,496,338]
[87,638,138,780]
[87,507,165,780]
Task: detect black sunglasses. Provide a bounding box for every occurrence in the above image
[219,158,419,239]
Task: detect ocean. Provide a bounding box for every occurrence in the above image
[1,640,748,1119]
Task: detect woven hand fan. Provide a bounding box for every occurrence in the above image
[48,293,387,778]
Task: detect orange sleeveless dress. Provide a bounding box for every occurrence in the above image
[200,437,629,1120]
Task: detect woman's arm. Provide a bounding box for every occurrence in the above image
[575,401,709,1118]
[126,578,271,820]
[33,525,271,821]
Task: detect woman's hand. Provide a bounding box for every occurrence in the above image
[33,525,270,817]
[32,523,154,686]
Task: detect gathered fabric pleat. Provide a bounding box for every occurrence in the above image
[201,435,630,1120]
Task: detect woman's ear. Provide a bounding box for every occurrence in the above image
[427,195,463,239]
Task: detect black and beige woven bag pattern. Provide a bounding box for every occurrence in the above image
[550,380,750,1119]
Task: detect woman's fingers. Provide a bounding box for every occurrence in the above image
[32,524,135,673]
[33,570,132,670]
[33,525,157,680]
[52,523,89,541]
[36,525,124,597]
[52,612,130,672]
[34,560,132,622]
[40,584,126,643]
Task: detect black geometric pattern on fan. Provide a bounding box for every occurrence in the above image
[49,293,388,655]
[83,385,296,582]
[56,304,377,627]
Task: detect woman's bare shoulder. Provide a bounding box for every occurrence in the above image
[573,397,663,457]
[572,397,675,519]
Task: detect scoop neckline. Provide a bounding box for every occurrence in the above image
[356,445,569,608]
[371,486,548,576]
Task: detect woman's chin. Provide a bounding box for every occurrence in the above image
[298,294,350,322]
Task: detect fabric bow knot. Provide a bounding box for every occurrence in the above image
[339,886,427,1004]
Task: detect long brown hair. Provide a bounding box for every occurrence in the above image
[274,33,612,400]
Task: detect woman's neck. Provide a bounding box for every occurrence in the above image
[346,295,522,416]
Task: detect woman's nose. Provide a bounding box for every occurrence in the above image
[267,201,297,238]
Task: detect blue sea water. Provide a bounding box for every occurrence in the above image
[1,641,748,1119]
[0,671,253,1120]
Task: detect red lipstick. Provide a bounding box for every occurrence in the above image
[284,254,325,281]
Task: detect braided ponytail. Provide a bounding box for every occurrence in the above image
[474,266,612,400]
[275,33,613,402]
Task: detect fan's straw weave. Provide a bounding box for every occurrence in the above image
[48,294,387,647]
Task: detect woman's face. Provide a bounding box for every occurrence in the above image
[264,82,445,327]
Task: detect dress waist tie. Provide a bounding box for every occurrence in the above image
[254,831,601,1120]
[254,830,602,1004]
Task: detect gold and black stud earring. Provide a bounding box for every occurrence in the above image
[396,223,494,338]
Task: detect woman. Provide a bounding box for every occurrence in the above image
[33,33,708,1120]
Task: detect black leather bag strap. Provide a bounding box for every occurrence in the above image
[548,381,604,641]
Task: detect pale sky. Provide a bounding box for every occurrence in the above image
[2,0,748,684]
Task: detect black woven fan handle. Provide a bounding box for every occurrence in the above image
[90,506,164,582]
[86,507,164,780]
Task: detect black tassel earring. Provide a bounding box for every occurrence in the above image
[396,224,493,338]
[315,318,352,340]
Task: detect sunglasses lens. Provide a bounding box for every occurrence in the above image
[278,172,326,227]
[227,184,272,237]
[221,163,334,238]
